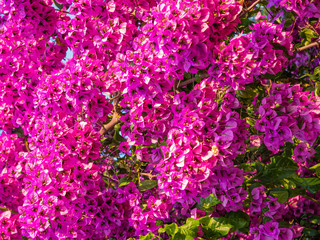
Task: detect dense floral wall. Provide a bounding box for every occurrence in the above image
[0,0,320,239]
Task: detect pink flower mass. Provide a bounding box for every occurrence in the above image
[0,0,320,239]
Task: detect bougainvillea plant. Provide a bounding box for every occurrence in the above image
[1,0,320,239]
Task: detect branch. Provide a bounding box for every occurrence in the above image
[109,92,122,101]
[0,207,19,215]
[295,39,320,52]
[303,193,320,205]
[99,112,121,135]
[141,172,157,180]
[103,175,119,183]
[178,74,210,88]
[240,0,261,17]
[99,92,121,135]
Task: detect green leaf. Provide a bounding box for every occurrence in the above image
[224,211,250,231]
[139,232,156,240]
[290,177,320,194]
[282,142,294,158]
[310,163,320,177]
[310,216,320,225]
[164,223,178,237]
[118,176,132,188]
[300,28,319,45]
[183,72,192,79]
[278,221,291,228]
[195,74,202,83]
[199,217,232,239]
[236,88,256,99]
[315,145,320,159]
[263,217,273,224]
[178,218,200,238]
[160,141,167,147]
[239,18,254,33]
[287,188,302,198]
[138,180,158,191]
[246,117,256,127]
[300,73,316,80]
[53,0,63,9]
[156,220,164,227]
[184,236,194,240]
[284,19,293,27]
[240,162,257,173]
[272,154,296,168]
[261,72,277,80]
[314,66,320,77]
[136,143,158,149]
[258,155,298,185]
[196,194,221,213]
[316,82,320,97]
[303,228,320,237]
[259,165,297,185]
[271,42,290,58]
[269,188,289,203]
[114,123,125,142]
[172,232,190,240]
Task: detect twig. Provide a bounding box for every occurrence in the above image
[99,92,122,135]
[295,39,320,52]
[24,136,29,152]
[240,0,261,17]
[178,74,210,88]
[141,172,157,180]
[103,175,119,183]
[99,112,121,135]
[303,194,320,205]
[109,92,122,101]
[264,7,274,20]
[0,207,19,215]
[96,22,103,38]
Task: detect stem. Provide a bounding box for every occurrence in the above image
[240,0,261,17]
[109,92,122,101]
[103,175,119,184]
[264,7,274,19]
[295,39,320,52]
[11,45,25,53]
[303,194,320,205]
[99,91,122,135]
[99,112,121,135]
[24,136,30,152]
[178,74,210,88]
[141,172,157,179]
[0,207,19,215]
[96,22,103,38]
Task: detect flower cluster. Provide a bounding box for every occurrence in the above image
[255,83,320,154]
[0,0,62,132]
[248,187,316,240]
[268,0,320,18]
[0,211,21,240]
[16,116,142,239]
[64,0,138,60]
[156,79,248,212]
[208,21,293,89]
[34,58,112,125]
[139,0,242,74]
[0,134,25,212]
[0,134,25,239]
